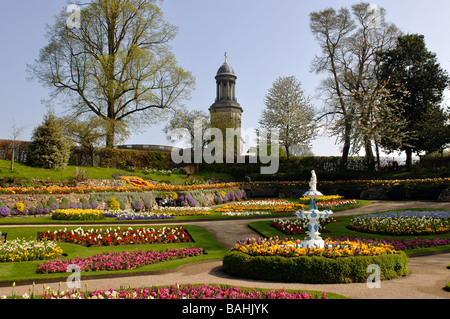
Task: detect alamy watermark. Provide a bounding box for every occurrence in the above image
[67,4,81,29]
[170,121,280,175]
[366,264,381,289]
[366,4,383,29]
[66,264,82,289]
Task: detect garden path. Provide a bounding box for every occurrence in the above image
[0,200,449,299]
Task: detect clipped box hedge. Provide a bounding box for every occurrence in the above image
[222,250,409,284]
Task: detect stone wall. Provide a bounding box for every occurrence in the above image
[0,194,91,209]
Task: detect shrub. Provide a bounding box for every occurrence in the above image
[27,112,71,169]
[107,197,121,210]
[223,250,409,284]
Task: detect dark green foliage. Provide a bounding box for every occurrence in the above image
[378,34,450,167]
[96,148,173,170]
[222,250,409,284]
[27,112,71,169]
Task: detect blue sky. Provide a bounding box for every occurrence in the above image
[0,0,449,157]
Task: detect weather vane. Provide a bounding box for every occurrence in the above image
[224,52,228,63]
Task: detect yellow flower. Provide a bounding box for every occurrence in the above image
[15,203,25,212]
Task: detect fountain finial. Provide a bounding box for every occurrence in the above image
[309,170,317,191]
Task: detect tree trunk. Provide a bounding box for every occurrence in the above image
[286,146,291,174]
[90,148,96,167]
[10,147,15,171]
[375,141,381,171]
[405,147,413,170]
[106,124,115,149]
[364,137,376,171]
[340,123,352,170]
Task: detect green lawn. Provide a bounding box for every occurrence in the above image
[249,210,450,255]
[0,160,233,185]
[0,224,348,299]
[0,224,228,284]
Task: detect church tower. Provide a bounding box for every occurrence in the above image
[209,53,244,153]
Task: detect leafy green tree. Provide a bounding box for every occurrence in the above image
[28,0,195,148]
[378,34,450,168]
[27,111,71,169]
[258,76,317,173]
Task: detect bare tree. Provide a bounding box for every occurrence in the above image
[9,119,26,170]
[310,3,402,170]
[310,7,355,169]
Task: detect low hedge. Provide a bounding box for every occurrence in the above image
[222,250,409,284]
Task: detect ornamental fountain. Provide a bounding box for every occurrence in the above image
[294,170,333,249]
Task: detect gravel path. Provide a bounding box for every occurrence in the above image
[0,200,449,299]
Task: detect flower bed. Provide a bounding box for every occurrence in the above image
[234,237,399,258]
[152,206,212,216]
[0,178,448,200]
[316,199,359,209]
[223,237,408,283]
[39,284,327,299]
[221,211,272,217]
[51,209,106,221]
[103,210,175,221]
[36,248,204,274]
[298,195,343,204]
[271,218,339,235]
[215,200,305,213]
[0,239,63,262]
[349,211,450,236]
[120,176,154,187]
[37,226,192,247]
[331,235,450,251]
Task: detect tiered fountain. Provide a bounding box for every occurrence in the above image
[294,170,333,249]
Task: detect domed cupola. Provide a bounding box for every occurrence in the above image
[216,59,236,76]
[209,53,244,154]
[210,53,242,110]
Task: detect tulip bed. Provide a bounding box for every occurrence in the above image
[271,218,339,235]
[38,284,328,299]
[233,237,399,258]
[330,235,450,251]
[36,247,205,274]
[223,237,409,283]
[349,211,450,236]
[215,200,305,213]
[37,226,193,247]
[51,209,106,221]
[103,210,176,221]
[151,206,212,216]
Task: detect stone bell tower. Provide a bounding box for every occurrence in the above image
[209,53,244,153]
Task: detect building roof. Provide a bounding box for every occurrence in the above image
[216,61,236,76]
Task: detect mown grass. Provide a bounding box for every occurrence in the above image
[0,160,233,185]
[0,225,228,284]
[249,209,450,255]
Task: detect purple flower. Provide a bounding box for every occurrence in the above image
[144,201,152,210]
[132,201,144,211]
[186,195,196,207]
[0,207,10,217]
